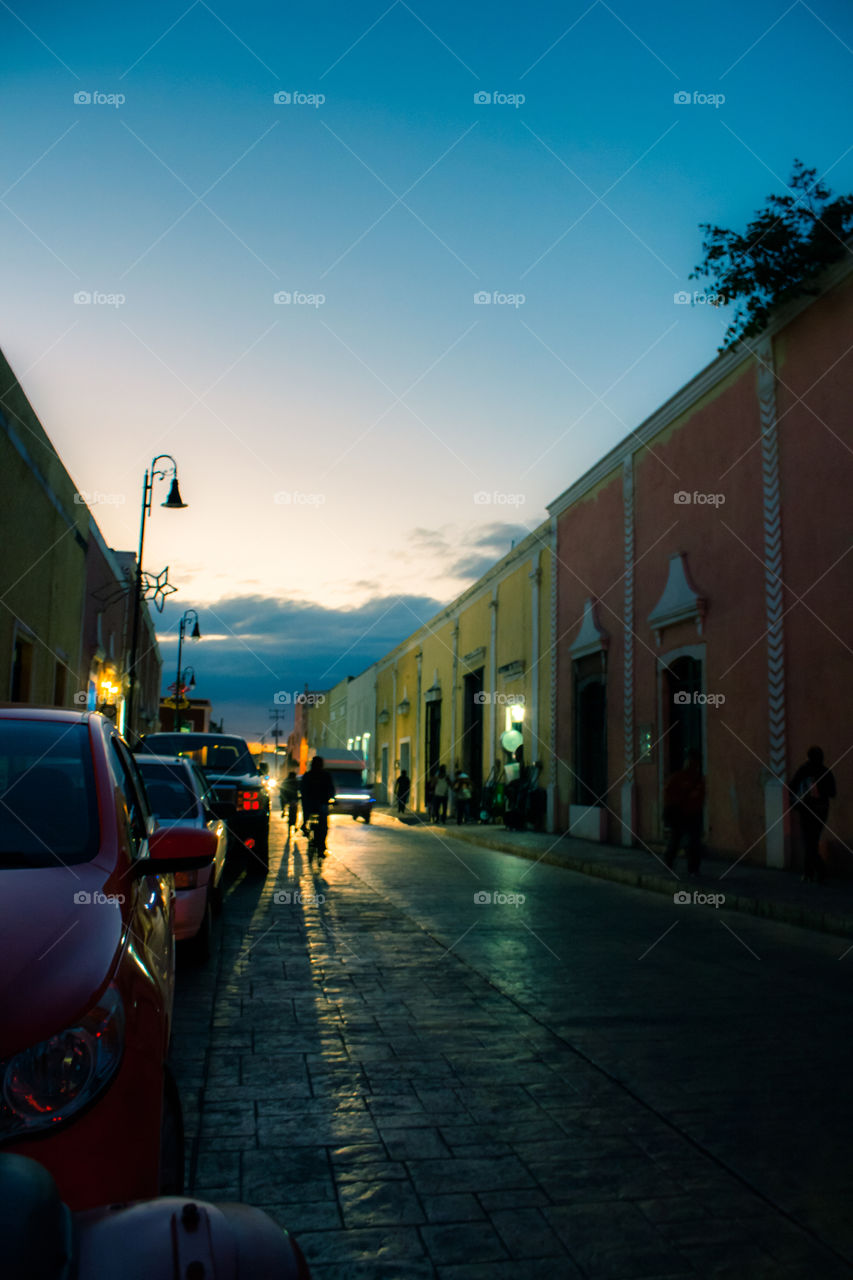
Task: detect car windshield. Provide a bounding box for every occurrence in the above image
[140,735,256,777]
[330,769,368,791]
[138,760,200,823]
[0,721,99,868]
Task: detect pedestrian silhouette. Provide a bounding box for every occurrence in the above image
[663,750,705,876]
[789,745,836,883]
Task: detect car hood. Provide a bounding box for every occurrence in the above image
[0,863,124,1056]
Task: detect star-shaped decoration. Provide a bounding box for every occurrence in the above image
[142,566,178,613]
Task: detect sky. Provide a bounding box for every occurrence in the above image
[2,0,852,736]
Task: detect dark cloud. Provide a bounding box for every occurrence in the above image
[448,521,541,580]
[157,592,442,740]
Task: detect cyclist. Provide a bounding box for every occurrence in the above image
[299,756,336,856]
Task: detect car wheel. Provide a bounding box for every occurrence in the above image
[159,1065,185,1196]
[363,809,371,823]
[185,894,212,965]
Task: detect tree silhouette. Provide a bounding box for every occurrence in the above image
[691,160,853,350]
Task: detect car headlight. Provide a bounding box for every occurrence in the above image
[0,986,125,1140]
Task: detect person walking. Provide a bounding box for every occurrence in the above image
[280,769,300,829]
[455,772,472,825]
[663,750,705,876]
[431,765,449,823]
[395,769,411,815]
[789,745,836,883]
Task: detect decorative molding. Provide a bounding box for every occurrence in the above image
[623,456,635,785]
[570,598,609,660]
[424,685,441,703]
[757,337,787,780]
[462,646,486,664]
[648,553,707,645]
[498,659,525,679]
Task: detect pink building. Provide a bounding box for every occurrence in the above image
[550,260,853,871]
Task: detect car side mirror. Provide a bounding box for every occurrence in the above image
[132,825,217,876]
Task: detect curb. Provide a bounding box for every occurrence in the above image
[376,812,853,942]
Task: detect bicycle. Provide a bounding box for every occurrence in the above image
[302,811,327,863]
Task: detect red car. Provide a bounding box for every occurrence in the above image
[0,708,216,1210]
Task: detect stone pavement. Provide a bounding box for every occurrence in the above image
[383,808,853,941]
[170,815,853,1279]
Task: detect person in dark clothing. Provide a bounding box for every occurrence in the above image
[394,770,411,814]
[431,765,449,823]
[663,750,705,876]
[280,769,300,827]
[789,745,836,883]
[299,756,336,854]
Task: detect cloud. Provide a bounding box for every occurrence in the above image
[448,521,540,580]
[156,591,443,739]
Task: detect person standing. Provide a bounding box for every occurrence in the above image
[432,765,449,823]
[395,769,411,814]
[663,750,705,876]
[789,746,836,884]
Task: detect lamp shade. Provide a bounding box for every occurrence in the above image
[162,477,187,509]
[191,620,201,640]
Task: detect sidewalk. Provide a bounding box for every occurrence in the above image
[376,808,853,941]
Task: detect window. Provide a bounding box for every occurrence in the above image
[0,721,99,868]
[53,660,68,707]
[10,632,33,702]
[109,737,150,858]
[573,653,607,806]
[137,760,201,823]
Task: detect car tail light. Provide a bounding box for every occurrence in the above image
[174,869,199,889]
[237,789,261,811]
[0,986,124,1140]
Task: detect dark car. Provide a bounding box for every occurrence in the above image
[139,733,270,870]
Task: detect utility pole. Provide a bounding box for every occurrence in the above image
[270,706,287,775]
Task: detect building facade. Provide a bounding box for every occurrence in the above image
[550,260,853,869]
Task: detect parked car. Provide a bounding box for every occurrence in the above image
[319,749,375,823]
[136,755,228,964]
[0,707,216,1210]
[139,733,270,870]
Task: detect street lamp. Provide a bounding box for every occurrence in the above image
[126,455,187,738]
[174,610,201,734]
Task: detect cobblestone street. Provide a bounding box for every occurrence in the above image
[171,813,853,1278]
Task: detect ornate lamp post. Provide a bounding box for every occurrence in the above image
[174,611,201,734]
[127,456,187,738]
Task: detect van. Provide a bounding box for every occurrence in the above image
[316,749,375,823]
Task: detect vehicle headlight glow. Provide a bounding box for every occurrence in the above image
[0,985,125,1139]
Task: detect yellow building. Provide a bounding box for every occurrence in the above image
[375,521,554,823]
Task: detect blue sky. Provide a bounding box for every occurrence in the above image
[2,0,851,735]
